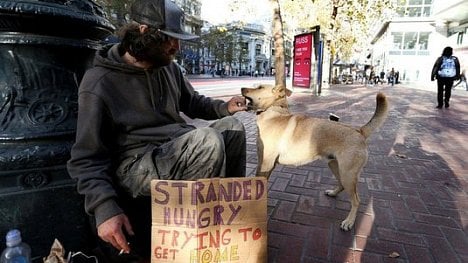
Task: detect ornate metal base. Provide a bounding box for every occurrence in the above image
[0,0,114,260]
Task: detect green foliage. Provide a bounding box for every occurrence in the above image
[230,0,394,61]
[200,26,243,69]
[281,0,394,60]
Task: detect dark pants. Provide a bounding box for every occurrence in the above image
[437,78,453,107]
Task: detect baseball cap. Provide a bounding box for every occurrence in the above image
[130,0,199,40]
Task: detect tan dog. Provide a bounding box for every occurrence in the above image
[241,84,389,231]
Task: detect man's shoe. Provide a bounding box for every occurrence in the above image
[436,105,442,109]
[445,103,449,108]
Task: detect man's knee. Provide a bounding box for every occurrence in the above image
[226,116,245,131]
[192,127,225,153]
[212,116,245,132]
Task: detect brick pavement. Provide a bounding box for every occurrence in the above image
[211,83,468,263]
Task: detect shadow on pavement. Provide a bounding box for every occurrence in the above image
[230,84,467,262]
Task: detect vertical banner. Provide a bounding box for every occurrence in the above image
[292,32,314,88]
[151,177,268,263]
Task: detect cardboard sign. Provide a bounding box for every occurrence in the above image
[151,177,268,263]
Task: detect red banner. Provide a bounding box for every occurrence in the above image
[292,33,313,88]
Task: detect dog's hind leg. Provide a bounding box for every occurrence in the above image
[340,174,360,231]
[339,157,365,231]
[325,160,344,197]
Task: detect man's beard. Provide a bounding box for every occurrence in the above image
[131,35,177,67]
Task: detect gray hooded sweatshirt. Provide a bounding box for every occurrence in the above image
[67,44,230,226]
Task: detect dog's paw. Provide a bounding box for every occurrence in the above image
[340,219,355,231]
[325,187,343,197]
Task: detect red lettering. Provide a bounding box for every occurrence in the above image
[154,246,178,260]
[157,229,170,245]
[237,227,262,241]
[238,227,251,242]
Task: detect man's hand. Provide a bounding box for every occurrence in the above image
[97,214,134,254]
[227,96,247,114]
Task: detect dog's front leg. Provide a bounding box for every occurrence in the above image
[256,160,275,178]
[255,141,277,178]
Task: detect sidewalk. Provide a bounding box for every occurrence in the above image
[214,83,467,262]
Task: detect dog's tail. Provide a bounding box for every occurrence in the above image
[360,92,389,139]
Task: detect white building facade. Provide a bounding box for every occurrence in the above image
[371,0,468,85]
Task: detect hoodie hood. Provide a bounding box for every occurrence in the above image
[95,44,148,74]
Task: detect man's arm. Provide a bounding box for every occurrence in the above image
[67,91,133,252]
[178,76,247,118]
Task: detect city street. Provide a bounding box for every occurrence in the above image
[188,75,276,97]
[186,77,468,263]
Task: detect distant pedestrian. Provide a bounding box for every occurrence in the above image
[380,70,385,84]
[365,67,371,85]
[388,68,395,86]
[431,46,461,108]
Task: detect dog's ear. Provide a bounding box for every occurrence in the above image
[273,86,292,98]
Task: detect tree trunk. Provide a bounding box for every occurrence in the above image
[271,0,285,87]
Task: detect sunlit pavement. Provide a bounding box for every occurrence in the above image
[187,80,468,262]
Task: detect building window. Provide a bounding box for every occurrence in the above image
[392,32,403,49]
[255,44,261,56]
[391,31,430,51]
[418,32,429,50]
[242,42,249,51]
[403,32,417,49]
[396,0,432,17]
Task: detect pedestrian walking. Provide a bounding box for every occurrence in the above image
[431,46,461,108]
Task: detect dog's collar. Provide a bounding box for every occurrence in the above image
[255,104,288,115]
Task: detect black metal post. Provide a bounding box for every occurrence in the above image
[0,1,114,260]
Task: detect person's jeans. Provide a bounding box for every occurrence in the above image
[437,78,454,106]
[116,116,246,197]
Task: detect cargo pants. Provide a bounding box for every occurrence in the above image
[116,116,246,197]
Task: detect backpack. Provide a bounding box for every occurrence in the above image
[438,56,456,78]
